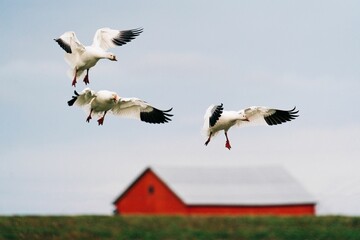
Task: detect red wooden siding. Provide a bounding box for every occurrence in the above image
[187,204,315,215]
[113,168,316,215]
[114,169,188,214]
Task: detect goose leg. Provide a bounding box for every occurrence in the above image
[83,69,90,85]
[97,111,107,125]
[72,69,77,87]
[205,132,213,146]
[225,132,231,150]
[86,109,93,123]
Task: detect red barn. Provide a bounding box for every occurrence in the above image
[113,166,316,215]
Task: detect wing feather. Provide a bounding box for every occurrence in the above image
[111,97,173,124]
[67,88,96,107]
[264,107,299,126]
[209,104,223,127]
[237,106,299,127]
[54,31,85,54]
[203,104,223,128]
[92,27,143,51]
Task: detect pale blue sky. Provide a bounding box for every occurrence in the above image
[1,0,360,215]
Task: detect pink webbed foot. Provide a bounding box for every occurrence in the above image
[225,140,231,150]
[86,109,93,123]
[83,69,90,85]
[83,74,89,85]
[97,117,104,125]
[98,112,107,126]
[224,132,231,150]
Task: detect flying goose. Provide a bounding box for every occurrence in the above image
[55,27,143,87]
[68,88,173,125]
[203,104,299,150]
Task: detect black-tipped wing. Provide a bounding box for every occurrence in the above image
[140,108,173,124]
[67,88,96,107]
[92,27,143,51]
[264,107,299,126]
[209,104,223,127]
[240,106,299,127]
[55,38,72,53]
[111,97,173,124]
[54,31,85,54]
[67,90,80,106]
[112,28,143,46]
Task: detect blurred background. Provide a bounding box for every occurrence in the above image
[0,0,359,216]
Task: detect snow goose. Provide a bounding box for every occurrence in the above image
[67,88,173,125]
[55,27,143,87]
[203,104,299,150]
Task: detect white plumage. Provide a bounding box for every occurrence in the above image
[67,88,173,126]
[55,27,143,87]
[203,103,299,150]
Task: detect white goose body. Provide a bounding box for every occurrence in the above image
[55,27,143,87]
[203,104,299,150]
[73,47,104,70]
[68,88,173,126]
[89,90,118,114]
[207,111,244,134]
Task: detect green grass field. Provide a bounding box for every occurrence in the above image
[0,215,360,240]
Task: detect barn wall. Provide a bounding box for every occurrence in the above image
[115,170,188,214]
[114,168,316,216]
[188,204,315,215]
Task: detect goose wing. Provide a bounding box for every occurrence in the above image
[54,31,85,54]
[238,106,299,127]
[111,97,173,124]
[92,27,143,51]
[203,104,224,127]
[67,88,96,107]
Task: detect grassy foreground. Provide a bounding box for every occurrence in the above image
[0,215,360,240]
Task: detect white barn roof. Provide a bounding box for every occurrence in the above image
[150,165,316,206]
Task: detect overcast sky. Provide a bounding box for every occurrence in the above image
[1,0,360,216]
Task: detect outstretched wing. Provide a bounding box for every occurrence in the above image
[54,31,85,54]
[92,27,143,51]
[67,88,96,107]
[237,106,299,127]
[111,97,173,124]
